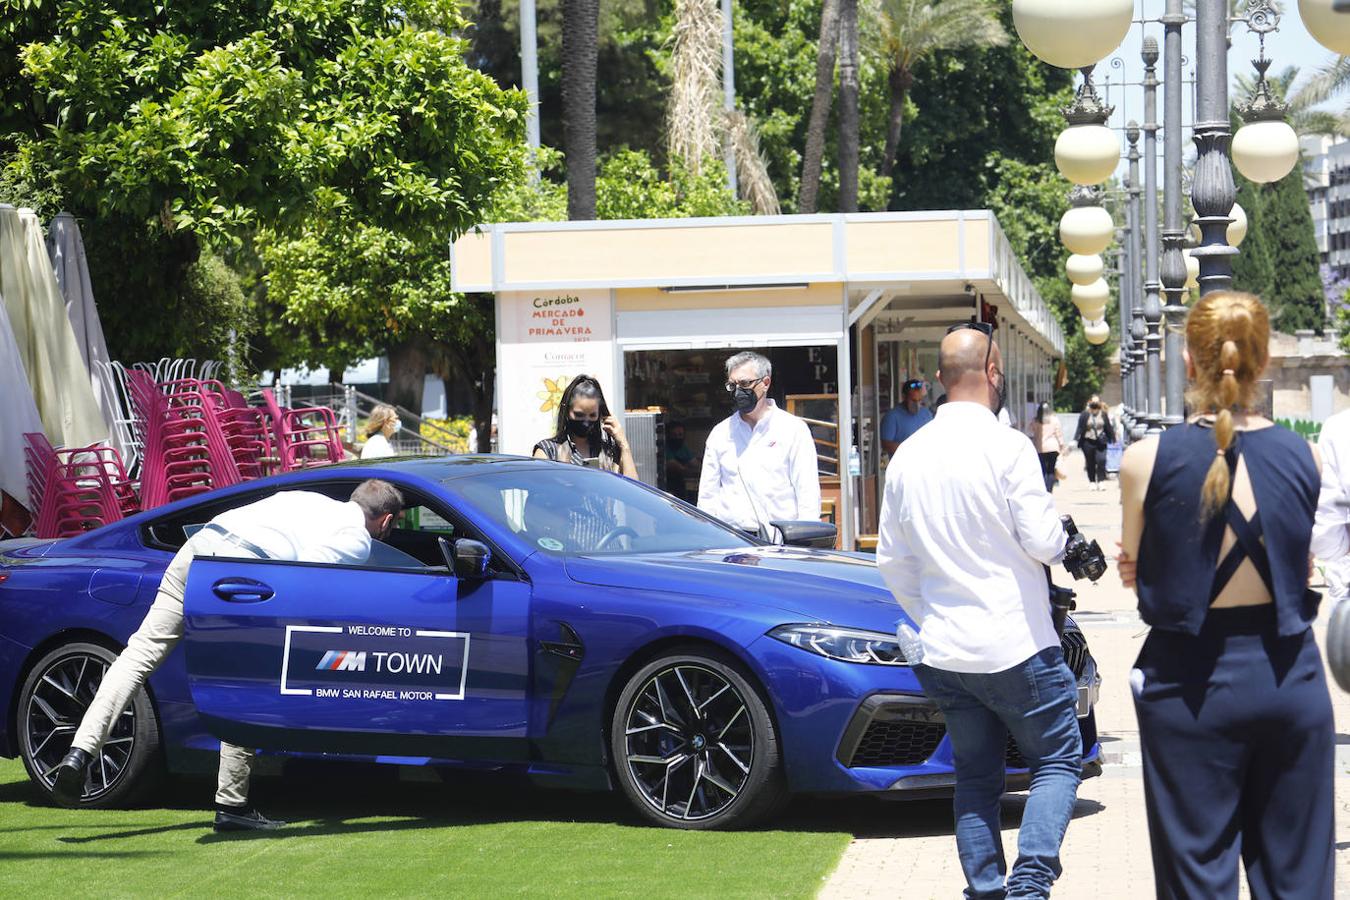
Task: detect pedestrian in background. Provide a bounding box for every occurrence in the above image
[664,421,699,502]
[360,404,401,459]
[1313,406,1350,608]
[880,378,933,456]
[1029,402,1065,492]
[877,323,1080,899]
[532,375,636,477]
[698,351,820,536]
[1074,395,1114,491]
[1117,291,1333,899]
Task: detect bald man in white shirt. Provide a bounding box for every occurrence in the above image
[52,479,404,832]
[877,325,1079,900]
[698,351,821,536]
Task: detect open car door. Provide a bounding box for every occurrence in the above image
[181,551,530,761]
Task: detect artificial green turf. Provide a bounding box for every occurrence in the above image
[0,757,852,899]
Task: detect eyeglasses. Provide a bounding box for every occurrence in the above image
[725,377,765,392]
[946,321,995,373]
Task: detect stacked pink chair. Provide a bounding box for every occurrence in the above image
[201,381,272,480]
[24,434,136,538]
[128,371,218,509]
[259,389,345,470]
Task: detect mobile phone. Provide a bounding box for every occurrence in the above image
[582,456,604,469]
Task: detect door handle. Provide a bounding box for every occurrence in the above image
[212,578,275,603]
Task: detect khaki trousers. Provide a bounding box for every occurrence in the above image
[71,530,256,806]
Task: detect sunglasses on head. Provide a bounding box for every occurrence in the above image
[946,321,995,372]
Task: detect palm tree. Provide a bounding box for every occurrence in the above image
[562,0,600,219]
[667,0,781,214]
[798,0,842,213]
[867,0,1008,184]
[837,0,861,212]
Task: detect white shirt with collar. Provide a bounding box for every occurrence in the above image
[698,400,821,532]
[1313,409,1350,602]
[877,401,1068,674]
[210,491,373,565]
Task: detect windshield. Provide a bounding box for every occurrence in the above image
[451,468,756,555]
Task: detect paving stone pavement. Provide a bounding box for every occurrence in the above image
[818,447,1350,899]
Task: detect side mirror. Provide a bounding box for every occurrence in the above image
[452,538,492,580]
[768,520,837,549]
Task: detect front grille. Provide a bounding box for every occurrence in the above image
[1061,630,1089,678]
[850,718,947,767]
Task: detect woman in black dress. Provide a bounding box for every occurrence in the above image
[1074,395,1114,491]
[531,375,637,550]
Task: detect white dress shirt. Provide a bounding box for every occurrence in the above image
[360,433,395,459]
[1313,409,1350,602]
[698,401,821,532]
[211,491,372,565]
[877,401,1068,674]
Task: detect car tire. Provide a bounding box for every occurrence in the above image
[610,648,787,830]
[18,641,163,808]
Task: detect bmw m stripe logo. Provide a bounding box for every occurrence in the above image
[316,650,368,671]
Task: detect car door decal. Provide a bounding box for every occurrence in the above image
[279,624,472,701]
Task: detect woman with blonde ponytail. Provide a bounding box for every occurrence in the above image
[1115,291,1333,898]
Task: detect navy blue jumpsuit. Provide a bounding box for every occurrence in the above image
[1134,422,1334,899]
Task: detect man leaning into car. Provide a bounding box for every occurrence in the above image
[51,479,404,832]
[877,325,1079,899]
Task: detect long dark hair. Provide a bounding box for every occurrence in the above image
[1036,401,1051,423]
[550,374,619,458]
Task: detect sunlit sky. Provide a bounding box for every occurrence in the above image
[1099,1,1343,180]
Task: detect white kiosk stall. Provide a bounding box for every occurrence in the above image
[452,212,1064,550]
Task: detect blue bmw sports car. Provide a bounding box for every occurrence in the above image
[0,456,1101,829]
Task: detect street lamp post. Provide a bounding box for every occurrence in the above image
[1141,38,1164,435]
[1118,209,1134,430]
[1126,122,1147,440]
[1160,0,1188,427]
[1191,0,1239,297]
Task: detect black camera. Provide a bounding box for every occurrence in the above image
[1060,515,1107,583]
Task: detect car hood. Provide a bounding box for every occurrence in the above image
[563,546,913,633]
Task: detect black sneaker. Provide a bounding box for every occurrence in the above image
[213,806,286,832]
[51,748,92,807]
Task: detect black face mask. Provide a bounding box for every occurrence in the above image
[565,417,597,438]
[732,386,759,413]
[993,374,1008,416]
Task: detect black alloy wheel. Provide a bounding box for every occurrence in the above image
[18,642,162,807]
[610,650,787,830]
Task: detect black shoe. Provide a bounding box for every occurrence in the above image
[51,748,92,807]
[213,806,286,832]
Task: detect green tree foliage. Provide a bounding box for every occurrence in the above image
[2,0,527,375]
[1230,174,1275,303]
[1257,167,1326,333]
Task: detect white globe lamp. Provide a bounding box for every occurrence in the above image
[1228,202,1248,248]
[1300,0,1350,56]
[1055,124,1121,185]
[1232,119,1301,184]
[1066,253,1105,286]
[1060,205,1115,255]
[1013,0,1134,69]
[1071,278,1111,320]
[1183,249,1200,289]
[1083,318,1111,345]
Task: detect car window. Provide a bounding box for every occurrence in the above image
[145,480,517,575]
[451,468,754,556]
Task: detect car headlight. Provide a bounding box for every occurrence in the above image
[767,624,910,666]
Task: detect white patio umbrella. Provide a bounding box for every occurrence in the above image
[0,284,45,516]
[0,205,109,449]
[47,212,125,456]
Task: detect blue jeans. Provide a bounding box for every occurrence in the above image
[914,647,1083,899]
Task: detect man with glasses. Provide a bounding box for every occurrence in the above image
[698,351,821,537]
[877,323,1080,899]
[881,378,933,456]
